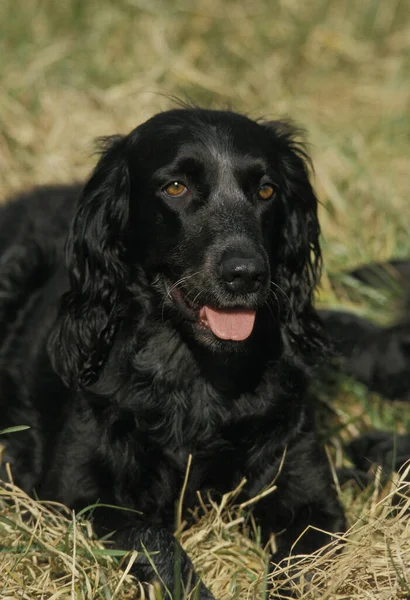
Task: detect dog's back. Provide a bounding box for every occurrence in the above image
[0,184,80,490]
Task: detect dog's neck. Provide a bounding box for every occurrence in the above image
[84,314,306,454]
[89,306,282,401]
[158,323,286,403]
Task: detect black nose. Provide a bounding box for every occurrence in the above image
[221,253,266,294]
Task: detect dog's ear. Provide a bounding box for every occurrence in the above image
[48,135,131,389]
[263,121,327,361]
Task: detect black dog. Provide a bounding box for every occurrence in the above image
[320,259,410,401]
[319,309,410,401]
[0,109,345,597]
[320,260,410,479]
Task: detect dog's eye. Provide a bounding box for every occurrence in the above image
[163,181,188,198]
[258,183,277,201]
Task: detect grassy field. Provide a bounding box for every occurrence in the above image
[1,0,410,598]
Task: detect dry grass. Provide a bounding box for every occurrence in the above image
[267,470,410,600]
[1,0,410,300]
[0,477,139,599]
[1,0,410,598]
[2,467,410,599]
[1,0,409,283]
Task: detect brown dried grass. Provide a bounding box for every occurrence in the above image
[0,478,139,599]
[1,466,410,599]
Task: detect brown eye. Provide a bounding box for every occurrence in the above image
[258,183,276,200]
[163,181,188,197]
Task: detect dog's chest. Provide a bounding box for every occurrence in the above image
[132,375,230,447]
[116,329,281,507]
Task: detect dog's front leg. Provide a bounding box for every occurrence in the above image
[114,522,215,600]
[245,433,346,597]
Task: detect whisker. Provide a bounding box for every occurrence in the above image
[264,299,277,322]
[190,289,205,306]
[269,280,296,324]
[270,280,291,305]
[166,272,201,299]
[160,272,202,323]
[266,287,281,321]
[268,287,279,304]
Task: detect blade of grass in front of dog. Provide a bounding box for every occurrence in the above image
[0,514,31,530]
[173,537,181,600]
[0,540,128,558]
[386,539,410,596]
[0,514,78,568]
[260,554,270,600]
[0,425,30,435]
[0,513,41,587]
[0,544,42,552]
[110,549,139,600]
[92,548,130,557]
[140,540,173,600]
[76,502,142,519]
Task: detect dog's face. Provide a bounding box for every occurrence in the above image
[125,111,283,347]
[55,109,322,386]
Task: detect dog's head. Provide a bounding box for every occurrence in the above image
[50,109,324,388]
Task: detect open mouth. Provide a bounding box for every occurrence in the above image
[167,282,256,342]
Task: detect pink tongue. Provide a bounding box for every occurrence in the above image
[200,306,256,341]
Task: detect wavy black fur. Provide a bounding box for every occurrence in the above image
[0,109,344,598]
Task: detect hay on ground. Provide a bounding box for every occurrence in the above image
[1,468,409,599]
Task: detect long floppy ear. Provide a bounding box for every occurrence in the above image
[264,121,327,362]
[48,135,131,389]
